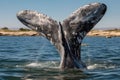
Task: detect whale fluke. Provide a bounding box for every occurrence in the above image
[17,2,107,69]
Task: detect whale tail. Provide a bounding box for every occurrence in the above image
[17,3,107,69]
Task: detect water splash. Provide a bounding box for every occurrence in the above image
[27,61,58,68]
[26,62,42,67]
[16,61,59,69]
[87,63,117,70]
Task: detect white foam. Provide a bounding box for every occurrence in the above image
[87,64,98,70]
[26,62,42,67]
[25,61,59,68]
[87,64,116,70]
[16,61,59,69]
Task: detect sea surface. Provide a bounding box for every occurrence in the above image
[0,36,120,80]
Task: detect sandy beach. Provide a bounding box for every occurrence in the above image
[87,30,120,37]
[0,30,39,36]
[0,29,120,37]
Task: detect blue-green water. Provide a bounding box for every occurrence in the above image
[0,36,120,80]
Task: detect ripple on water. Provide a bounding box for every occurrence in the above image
[0,36,120,80]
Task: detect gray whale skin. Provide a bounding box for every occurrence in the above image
[17,2,107,70]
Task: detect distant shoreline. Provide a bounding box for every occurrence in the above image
[0,29,120,37]
[0,29,39,36]
[87,29,120,37]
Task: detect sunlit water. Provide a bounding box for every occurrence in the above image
[0,36,120,80]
